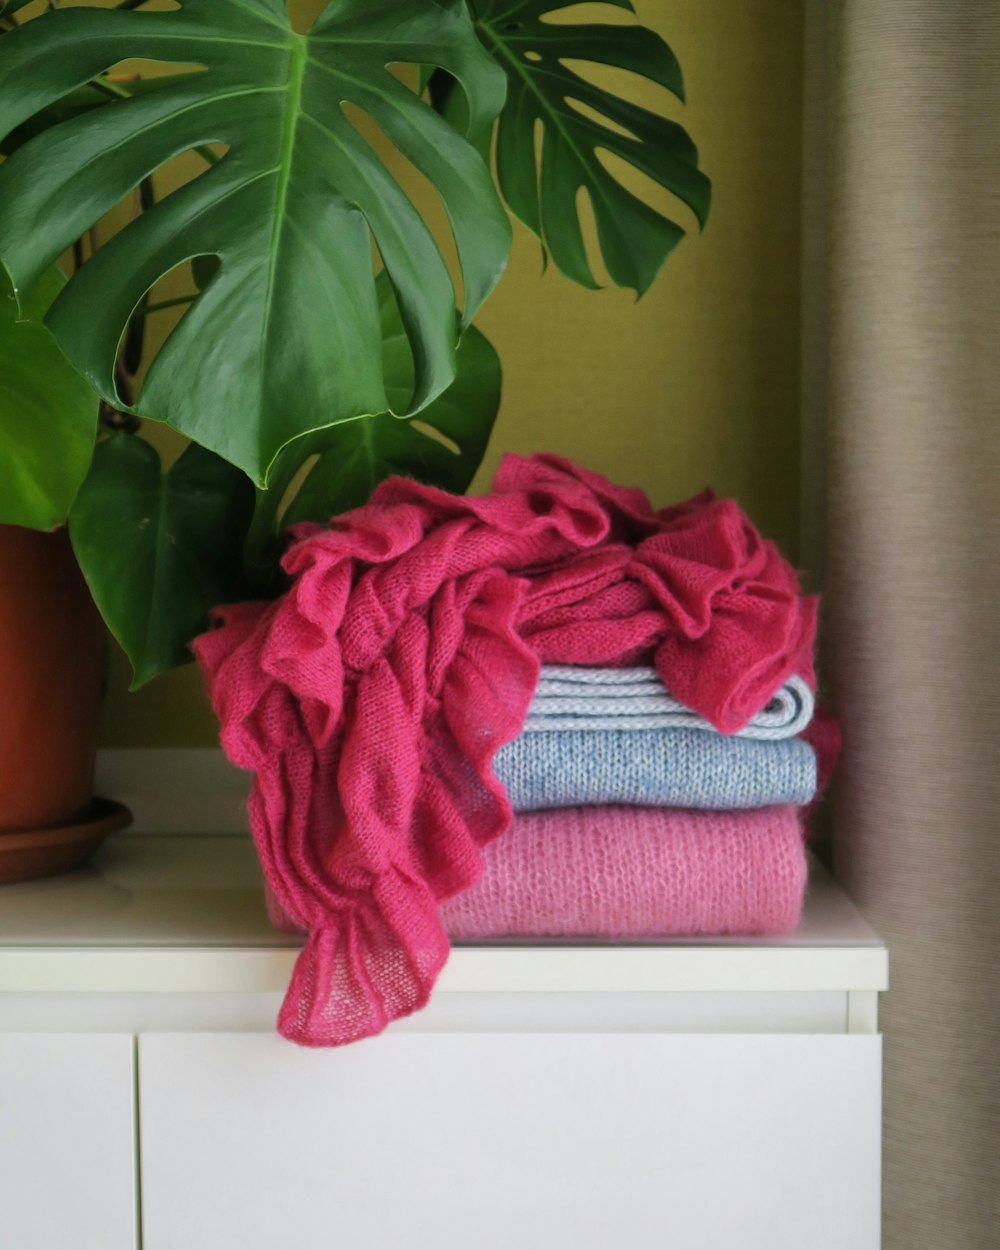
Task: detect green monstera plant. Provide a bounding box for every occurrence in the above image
[0,0,710,686]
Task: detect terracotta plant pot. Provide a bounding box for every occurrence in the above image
[0,525,131,882]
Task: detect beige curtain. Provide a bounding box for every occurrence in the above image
[802,2,1000,1246]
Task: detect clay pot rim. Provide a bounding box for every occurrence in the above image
[0,798,133,885]
[0,798,132,848]
[0,800,132,890]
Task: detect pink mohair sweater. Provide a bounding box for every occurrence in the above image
[194,455,818,1047]
[440,805,808,940]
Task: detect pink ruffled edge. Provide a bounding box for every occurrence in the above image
[195,572,539,1046]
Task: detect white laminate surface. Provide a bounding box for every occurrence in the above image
[0,835,888,995]
[138,1031,882,1250]
[0,1033,136,1250]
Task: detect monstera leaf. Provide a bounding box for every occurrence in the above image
[0,0,511,486]
[283,277,502,525]
[1,85,106,158]
[0,268,99,531]
[471,0,711,294]
[70,435,256,687]
[0,74,202,159]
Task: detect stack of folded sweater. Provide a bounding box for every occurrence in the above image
[441,668,816,940]
[196,453,831,1046]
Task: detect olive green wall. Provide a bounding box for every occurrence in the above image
[99,0,806,748]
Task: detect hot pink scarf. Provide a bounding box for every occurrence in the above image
[194,455,817,1046]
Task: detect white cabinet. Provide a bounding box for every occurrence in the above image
[0,1033,136,1250]
[0,833,889,1250]
[139,1031,881,1250]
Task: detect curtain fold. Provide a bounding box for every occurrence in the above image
[803,3,1000,1246]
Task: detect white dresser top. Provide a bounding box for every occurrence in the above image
[0,833,887,995]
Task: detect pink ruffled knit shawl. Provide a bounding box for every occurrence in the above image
[194,455,817,1047]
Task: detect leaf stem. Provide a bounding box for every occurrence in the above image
[88,76,134,102]
[99,402,141,435]
[142,294,197,314]
[244,444,311,589]
[249,454,301,546]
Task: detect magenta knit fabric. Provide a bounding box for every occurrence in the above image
[440,805,808,939]
[194,455,817,1047]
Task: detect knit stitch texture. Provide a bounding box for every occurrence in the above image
[440,805,808,939]
[265,805,809,940]
[494,728,817,811]
[525,667,814,737]
[194,454,818,1047]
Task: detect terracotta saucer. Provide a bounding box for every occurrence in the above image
[0,798,133,885]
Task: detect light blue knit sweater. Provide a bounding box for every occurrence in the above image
[493,728,817,812]
[524,667,814,738]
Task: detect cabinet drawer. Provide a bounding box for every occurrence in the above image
[0,1033,135,1250]
[139,1031,881,1250]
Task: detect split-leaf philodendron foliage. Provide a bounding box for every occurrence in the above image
[0,266,99,531]
[0,0,709,686]
[0,0,511,485]
[473,0,710,293]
